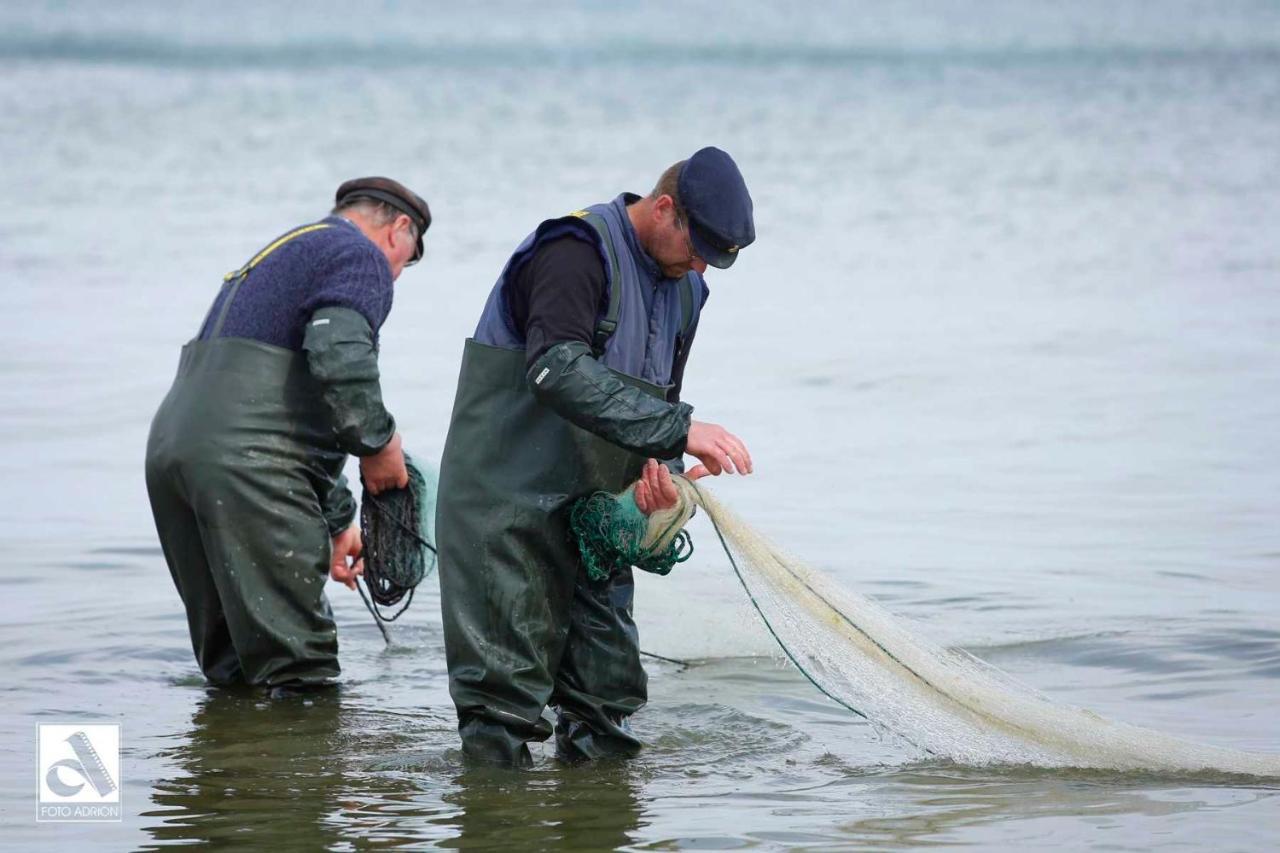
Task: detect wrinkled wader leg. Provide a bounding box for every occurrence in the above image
[437,337,660,765]
[147,453,339,689]
[551,568,648,763]
[145,462,243,686]
[441,526,579,768]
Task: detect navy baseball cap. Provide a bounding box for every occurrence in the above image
[677,147,755,269]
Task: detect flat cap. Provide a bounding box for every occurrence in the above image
[335,176,431,263]
[677,147,755,269]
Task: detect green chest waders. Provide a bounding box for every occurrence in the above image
[145,224,352,688]
[436,339,667,765]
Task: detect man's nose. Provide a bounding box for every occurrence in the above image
[692,258,708,275]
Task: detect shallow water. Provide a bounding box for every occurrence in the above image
[2,1,1279,849]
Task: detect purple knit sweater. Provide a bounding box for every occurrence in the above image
[198,216,394,349]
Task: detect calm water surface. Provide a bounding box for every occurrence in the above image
[2,2,1279,849]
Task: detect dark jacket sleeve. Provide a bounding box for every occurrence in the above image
[527,341,692,458]
[319,473,357,536]
[302,306,396,457]
[515,235,608,369]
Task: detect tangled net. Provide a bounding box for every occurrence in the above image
[358,453,437,630]
[569,477,697,581]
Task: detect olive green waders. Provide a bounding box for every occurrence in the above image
[437,339,664,766]
[145,225,352,688]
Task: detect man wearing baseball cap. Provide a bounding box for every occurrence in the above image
[437,147,756,765]
[145,177,430,695]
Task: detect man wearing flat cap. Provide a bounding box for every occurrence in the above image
[437,147,756,765]
[146,177,430,695]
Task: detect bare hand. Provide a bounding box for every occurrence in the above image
[361,432,409,495]
[634,458,681,515]
[330,524,364,590]
[685,420,753,480]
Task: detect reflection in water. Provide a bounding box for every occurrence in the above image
[438,763,645,851]
[837,767,1280,849]
[140,688,646,850]
[141,688,360,849]
[134,681,1279,850]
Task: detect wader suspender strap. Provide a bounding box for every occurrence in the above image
[572,211,623,357]
[206,222,332,339]
[672,271,697,369]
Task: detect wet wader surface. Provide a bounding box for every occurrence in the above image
[437,339,664,766]
[145,227,350,688]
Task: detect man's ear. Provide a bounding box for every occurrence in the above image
[653,193,676,221]
[391,214,412,246]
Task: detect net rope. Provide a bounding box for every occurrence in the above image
[357,454,437,640]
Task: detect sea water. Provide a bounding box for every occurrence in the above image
[2,1,1278,849]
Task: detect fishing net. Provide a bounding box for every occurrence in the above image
[632,477,1280,777]
[357,453,437,629]
[569,477,697,581]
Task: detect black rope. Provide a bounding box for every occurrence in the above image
[355,579,391,645]
[639,649,693,669]
[357,459,437,642]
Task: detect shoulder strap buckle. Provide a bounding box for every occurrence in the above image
[207,221,333,338]
[574,212,623,358]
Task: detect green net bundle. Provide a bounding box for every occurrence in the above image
[358,453,438,622]
[569,475,698,582]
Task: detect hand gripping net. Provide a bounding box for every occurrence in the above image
[569,476,698,582]
[358,453,437,626]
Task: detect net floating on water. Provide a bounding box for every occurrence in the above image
[683,480,1280,778]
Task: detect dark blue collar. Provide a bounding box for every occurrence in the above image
[610,193,663,281]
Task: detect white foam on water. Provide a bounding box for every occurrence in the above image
[692,486,1280,777]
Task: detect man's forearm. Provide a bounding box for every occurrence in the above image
[319,473,357,536]
[526,341,691,458]
[303,306,396,457]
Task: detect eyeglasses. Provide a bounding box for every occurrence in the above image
[673,212,704,266]
[402,221,422,267]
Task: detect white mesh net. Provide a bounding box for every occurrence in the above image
[690,483,1280,777]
